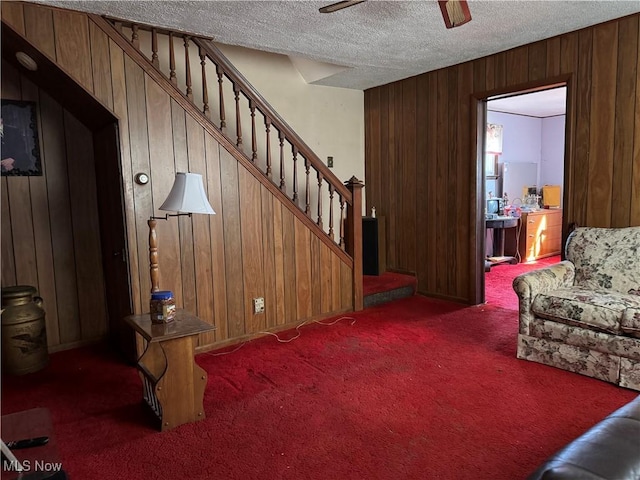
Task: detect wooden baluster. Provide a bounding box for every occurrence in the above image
[339,196,345,249]
[265,117,272,179]
[292,146,299,206]
[184,36,193,100]
[304,157,311,215]
[233,83,242,148]
[317,172,324,229]
[278,131,286,192]
[131,24,140,49]
[329,185,335,241]
[216,65,226,131]
[169,33,177,85]
[249,100,257,162]
[199,47,210,118]
[151,29,159,67]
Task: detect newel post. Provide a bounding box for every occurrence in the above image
[345,176,364,311]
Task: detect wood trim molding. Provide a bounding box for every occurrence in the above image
[472,73,574,303]
[195,307,353,353]
[1,21,117,130]
[472,75,572,103]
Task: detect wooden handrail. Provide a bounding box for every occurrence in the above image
[101,15,364,286]
[111,19,352,205]
[109,17,351,205]
[89,14,355,266]
[192,39,352,201]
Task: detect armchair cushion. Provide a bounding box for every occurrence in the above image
[566,227,640,294]
[532,287,640,335]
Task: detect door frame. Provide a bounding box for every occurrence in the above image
[471,74,574,304]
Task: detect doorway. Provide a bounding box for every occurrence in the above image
[481,85,568,302]
[93,123,136,361]
[1,32,133,359]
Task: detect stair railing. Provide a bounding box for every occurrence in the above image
[110,20,354,252]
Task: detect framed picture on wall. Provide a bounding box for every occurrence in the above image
[1,100,42,176]
[486,123,503,155]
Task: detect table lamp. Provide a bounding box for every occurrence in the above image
[148,172,215,292]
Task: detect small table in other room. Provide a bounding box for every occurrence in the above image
[125,310,215,431]
[485,216,519,271]
[1,408,66,479]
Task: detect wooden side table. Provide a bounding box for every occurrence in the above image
[125,310,215,431]
[485,216,519,271]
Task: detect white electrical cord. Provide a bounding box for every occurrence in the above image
[204,316,356,357]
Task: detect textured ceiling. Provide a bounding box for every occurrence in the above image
[489,87,567,118]
[32,0,640,90]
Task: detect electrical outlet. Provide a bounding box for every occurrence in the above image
[327,156,334,168]
[253,297,265,314]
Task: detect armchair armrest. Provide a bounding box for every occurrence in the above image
[512,261,575,335]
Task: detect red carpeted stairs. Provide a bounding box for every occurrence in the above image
[2,255,636,480]
[363,271,417,307]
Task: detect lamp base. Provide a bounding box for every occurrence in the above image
[148,218,159,293]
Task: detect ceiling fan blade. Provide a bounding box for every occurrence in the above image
[319,0,366,14]
[438,0,472,28]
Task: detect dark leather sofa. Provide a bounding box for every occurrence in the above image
[528,395,640,480]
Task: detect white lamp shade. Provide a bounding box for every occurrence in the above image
[159,172,215,215]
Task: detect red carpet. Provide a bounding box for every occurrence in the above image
[484,255,560,309]
[2,257,636,480]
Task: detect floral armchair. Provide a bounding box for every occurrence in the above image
[513,226,640,391]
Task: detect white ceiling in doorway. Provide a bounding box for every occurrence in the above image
[488,88,567,118]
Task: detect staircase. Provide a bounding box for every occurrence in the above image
[0,2,366,355]
[112,18,412,312]
[98,18,364,311]
[108,21,352,245]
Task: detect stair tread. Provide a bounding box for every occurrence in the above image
[362,272,418,308]
[363,272,417,297]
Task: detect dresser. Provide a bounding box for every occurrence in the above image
[506,209,563,262]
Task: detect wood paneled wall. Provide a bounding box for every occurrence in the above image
[1,2,353,351]
[1,60,108,350]
[365,14,640,304]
